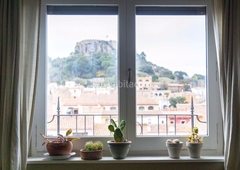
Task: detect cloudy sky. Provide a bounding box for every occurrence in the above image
[47,15,206,77]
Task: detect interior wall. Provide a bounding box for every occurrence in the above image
[27,162,224,170]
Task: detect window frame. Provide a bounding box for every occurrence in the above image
[125,0,222,155]
[31,0,223,157]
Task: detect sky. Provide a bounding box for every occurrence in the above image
[47,15,206,77]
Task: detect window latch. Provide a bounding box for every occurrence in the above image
[128,68,132,83]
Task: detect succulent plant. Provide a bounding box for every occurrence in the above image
[108,118,126,142]
[40,128,79,146]
[166,139,181,143]
[187,126,203,143]
[84,141,103,151]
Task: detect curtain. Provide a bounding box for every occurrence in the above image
[212,0,240,169]
[0,0,40,170]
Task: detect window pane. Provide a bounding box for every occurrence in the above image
[136,14,207,136]
[46,13,118,137]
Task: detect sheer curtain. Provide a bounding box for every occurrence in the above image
[0,0,40,170]
[212,0,240,169]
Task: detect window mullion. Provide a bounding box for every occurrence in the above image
[125,0,136,141]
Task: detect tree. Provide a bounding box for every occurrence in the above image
[169,97,178,108]
[139,65,154,75]
[174,71,188,81]
[169,96,187,108]
[140,52,146,59]
[192,74,205,80]
[152,75,159,82]
[176,96,187,104]
[73,56,91,78]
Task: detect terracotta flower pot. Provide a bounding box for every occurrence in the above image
[80,149,103,160]
[46,141,73,156]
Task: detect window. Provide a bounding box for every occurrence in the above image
[110,107,117,110]
[148,106,154,110]
[33,0,222,156]
[136,6,207,136]
[180,120,186,124]
[46,5,118,136]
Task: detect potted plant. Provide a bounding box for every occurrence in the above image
[107,118,131,159]
[186,126,203,158]
[80,141,103,160]
[166,139,183,159]
[40,128,79,156]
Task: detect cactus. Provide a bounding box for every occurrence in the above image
[187,126,203,143]
[108,119,126,142]
[84,141,103,151]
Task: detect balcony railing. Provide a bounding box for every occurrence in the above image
[47,97,206,136]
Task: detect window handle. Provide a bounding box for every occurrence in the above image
[128,68,131,83]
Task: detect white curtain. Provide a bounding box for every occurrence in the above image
[212,0,240,169]
[0,0,40,170]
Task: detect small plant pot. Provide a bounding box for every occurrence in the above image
[166,142,183,159]
[186,142,203,158]
[107,140,132,159]
[46,141,73,156]
[80,149,103,160]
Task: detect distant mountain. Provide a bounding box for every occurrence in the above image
[75,40,116,56]
[49,39,204,87]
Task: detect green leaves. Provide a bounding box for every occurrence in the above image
[110,119,117,128]
[40,129,79,145]
[108,119,126,142]
[119,120,126,131]
[114,128,124,142]
[66,128,72,136]
[108,125,115,132]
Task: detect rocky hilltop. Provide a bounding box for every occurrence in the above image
[75,40,116,56]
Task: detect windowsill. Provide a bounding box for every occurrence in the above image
[28,156,224,164]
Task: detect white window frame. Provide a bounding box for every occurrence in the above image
[31,0,223,157]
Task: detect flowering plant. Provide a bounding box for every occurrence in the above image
[187,126,203,143]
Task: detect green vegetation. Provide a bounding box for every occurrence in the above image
[169,96,187,108]
[174,71,188,81]
[48,40,205,89]
[40,129,79,146]
[108,119,126,142]
[48,52,116,85]
[84,141,103,151]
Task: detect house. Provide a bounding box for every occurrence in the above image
[167,83,184,93]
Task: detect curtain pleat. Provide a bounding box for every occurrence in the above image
[212,0,240,169]
[0,0,21,169]
[0,0,40,170]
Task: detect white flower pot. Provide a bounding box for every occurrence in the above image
[107,140,132,159]
[166,142,183,159]
[186,142,203,158]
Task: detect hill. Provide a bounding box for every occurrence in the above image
[49,39,204,87]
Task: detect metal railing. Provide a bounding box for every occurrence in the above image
[47,97,206,136]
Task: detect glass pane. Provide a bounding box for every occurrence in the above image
[136,15,207,136]
[47,14,118,137]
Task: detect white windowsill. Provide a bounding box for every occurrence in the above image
[28,156,224,164]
